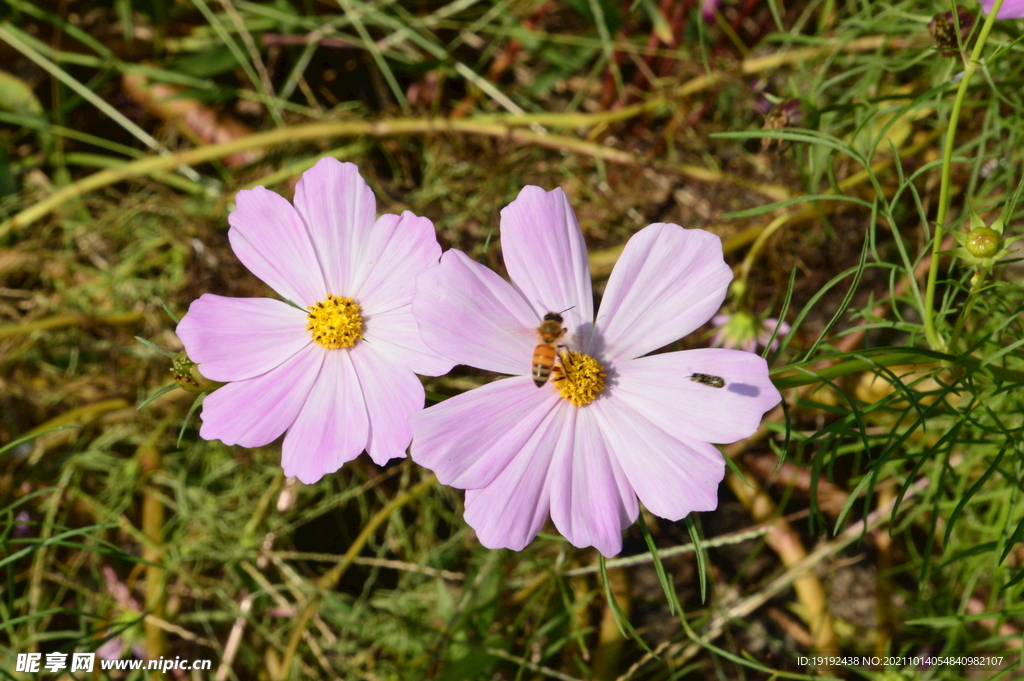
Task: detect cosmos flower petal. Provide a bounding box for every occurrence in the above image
[594,398,724,520]
[597,223,731,362]
[292,158,376,295]
[757,318,790,351]
[349,341,425,465]
[228,186,326,306]
[410,376,561,489]
[463,404,575,551]
[413,249,539,375]
[281,350,369,484]
[199,344,324,448]
[549,407,639,557]
[363,307,454,377]
[500,186,594,333]
[612,348,781,444]
[176,294,310,382]
[352,212,443,313]
[982,0,1024,18]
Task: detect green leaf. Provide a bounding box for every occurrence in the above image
[1000,568,1024,592]
[0,523,117,571]
[722,193,875,219]
[598,555,653,654]
[170,45,242,79]
[686,516,707,603]
[936,542,998,570]
[637,513,681,616]
[135,336,176,358]
[138,383,179,410]
[639,0,672,42]
[437,648,497,681]
[565,0,622,34]
[161,302,181,324]
[178,393,205,447]
[0,68,44,117]
[944,445,1006,547]
[0,426,80,457]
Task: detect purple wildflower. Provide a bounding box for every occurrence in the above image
[177,159,453,483]
[981,0,1024,18]
[701,0,720,22]
[409,186,781,557]
[929,8,975,55]
[13,510,31,538]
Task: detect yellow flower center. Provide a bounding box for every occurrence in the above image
[306,295,363,349]
[553,350,606,407]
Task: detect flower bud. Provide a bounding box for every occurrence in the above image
[761,99,819,150]
[965,227,999,258]
[929,8,974,56]
[170,351,222,393]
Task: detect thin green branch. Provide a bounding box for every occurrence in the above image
[947,266,991,353]
[922,0,1006,351]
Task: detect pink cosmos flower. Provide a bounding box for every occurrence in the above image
[981,0,1024,19]
[710,312,790,353]
[177,159,453,484]
[409,186,781,557]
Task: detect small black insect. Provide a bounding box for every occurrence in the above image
[689,373,725,389]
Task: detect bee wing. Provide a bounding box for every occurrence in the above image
[500,320,542,344]
[480,320,539,376]
[500,320,581,347]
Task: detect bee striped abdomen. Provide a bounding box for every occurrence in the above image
[532,343,557,387]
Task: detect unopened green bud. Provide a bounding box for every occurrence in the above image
[171,351,222,393]
[966,227,999,258]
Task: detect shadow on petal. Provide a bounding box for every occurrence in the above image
[727,383,761,397]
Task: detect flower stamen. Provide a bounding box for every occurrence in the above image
[306,295,363,349]
[552,350,605,407]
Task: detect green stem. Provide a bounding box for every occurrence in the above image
[736,213,790,306]
[922,0,1005,351]
[947,265,990,353]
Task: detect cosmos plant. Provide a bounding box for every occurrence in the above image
[409,186,781,557]
[176,159,452,484]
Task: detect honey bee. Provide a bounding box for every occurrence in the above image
[689,373,726,389]
[532,312,568,387]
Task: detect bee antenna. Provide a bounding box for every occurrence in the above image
[536,303,576,319]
